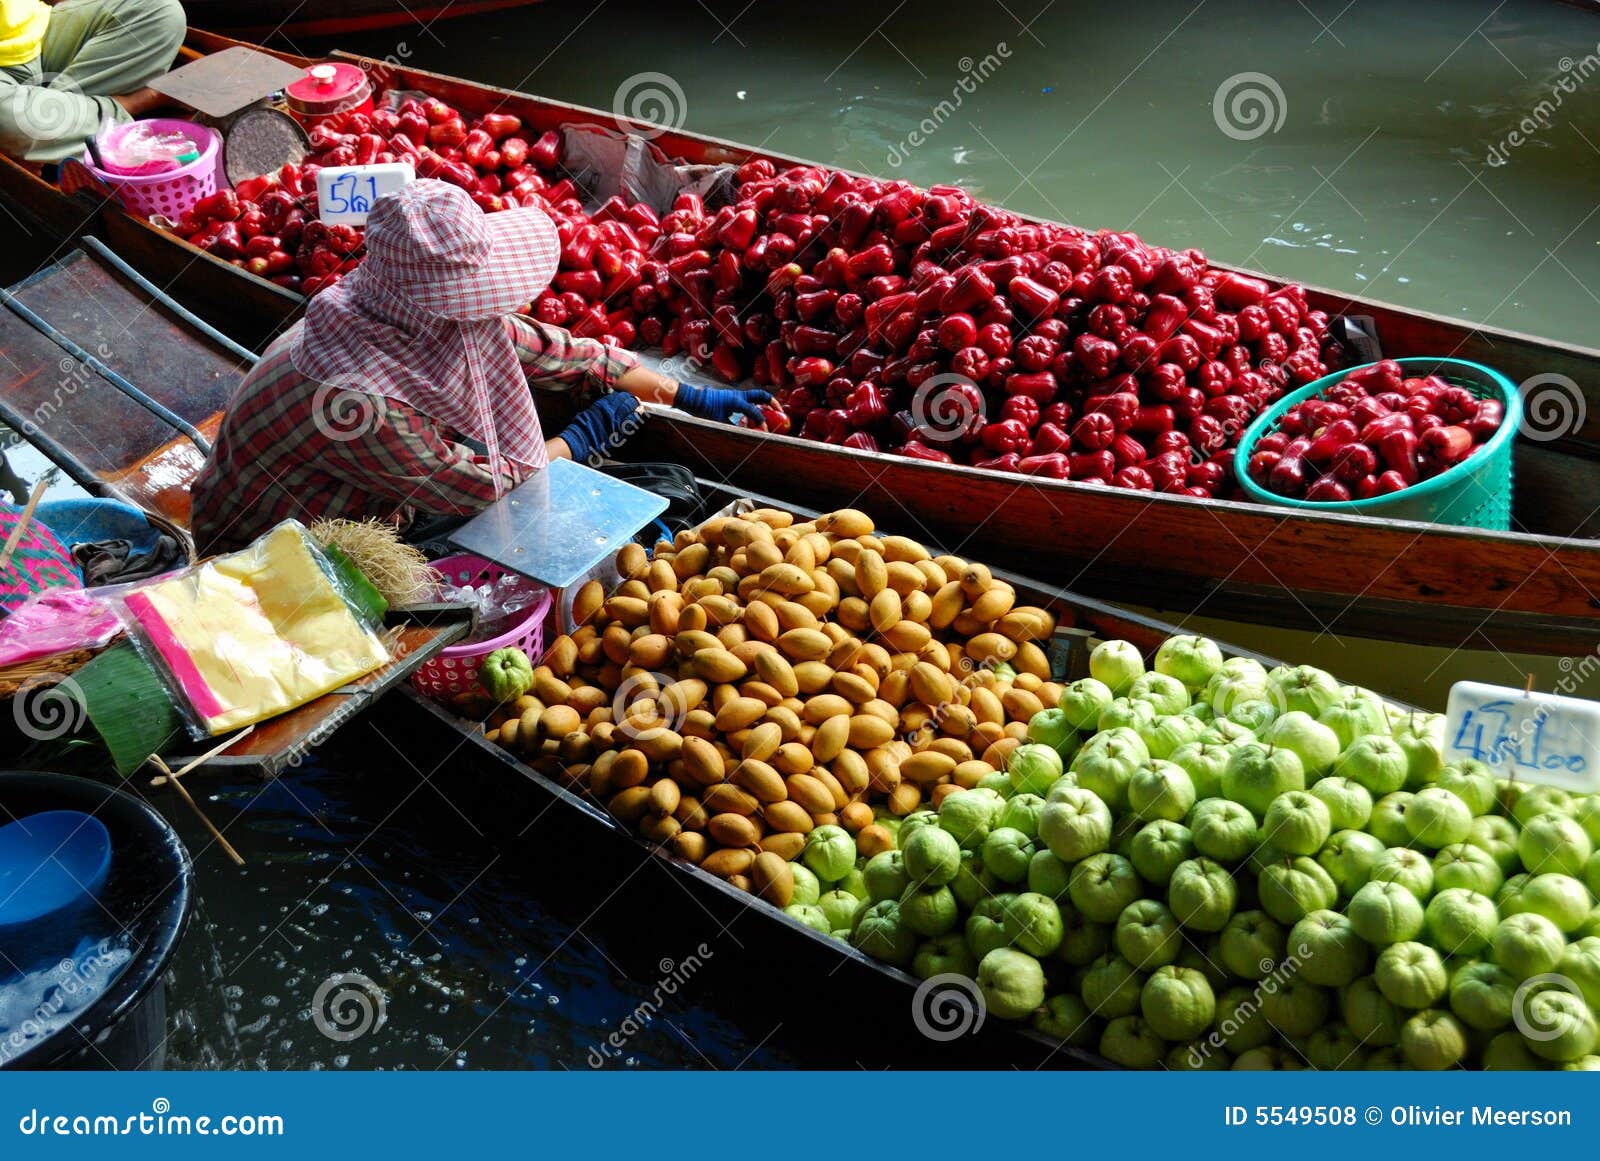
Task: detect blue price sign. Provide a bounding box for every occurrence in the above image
[316,162,414,226]
[1444,679,1600,792]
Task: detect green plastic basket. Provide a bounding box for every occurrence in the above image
[1233,357,1521,530]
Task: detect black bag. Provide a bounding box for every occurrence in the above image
[597,462,708,536]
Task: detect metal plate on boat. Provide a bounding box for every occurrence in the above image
[149,46,309,120]
[447,457,667,589]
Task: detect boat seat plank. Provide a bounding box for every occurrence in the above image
[7,248,248,431]
[0,313,186,480]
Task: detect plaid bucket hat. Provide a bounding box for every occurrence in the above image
[293,180,563,485]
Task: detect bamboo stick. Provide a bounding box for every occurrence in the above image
[0,478,48,573]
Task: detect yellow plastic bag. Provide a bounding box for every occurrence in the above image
[119,521,390,735]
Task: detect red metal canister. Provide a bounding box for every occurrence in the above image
[284,63,373,129]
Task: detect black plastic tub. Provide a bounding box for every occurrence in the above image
[0,771,192,1070]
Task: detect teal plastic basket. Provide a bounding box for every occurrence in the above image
[1233,358,1521,530]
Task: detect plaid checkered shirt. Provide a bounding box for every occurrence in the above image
[191,316,638,555]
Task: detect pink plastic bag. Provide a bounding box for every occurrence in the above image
[0,589,121,666]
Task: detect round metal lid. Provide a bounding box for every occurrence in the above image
[222,106,309,187]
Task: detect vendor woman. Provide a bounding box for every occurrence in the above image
[0,0,186,163]
[191,180,769,556]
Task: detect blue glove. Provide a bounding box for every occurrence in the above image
[559,392,641,464]
[674,383,773,425]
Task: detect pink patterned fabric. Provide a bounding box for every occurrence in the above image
[291,180,561,491]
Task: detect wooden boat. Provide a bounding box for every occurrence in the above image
[185,0,544,40]
[5,30,1600,653]
[368,476,1424,1069]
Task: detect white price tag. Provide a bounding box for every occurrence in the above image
[316,162,414,226]
[1443,680,1600,793]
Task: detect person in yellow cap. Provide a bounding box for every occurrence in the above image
[0,0,185,164]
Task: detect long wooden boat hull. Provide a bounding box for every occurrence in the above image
[5,28,1599,653]
[370,480,1315,1069]
[367,478,1426,1068]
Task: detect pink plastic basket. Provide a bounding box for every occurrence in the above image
[83,120,219,221]
[411,554,552,702]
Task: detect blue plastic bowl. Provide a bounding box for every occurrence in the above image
[0,810,113,930]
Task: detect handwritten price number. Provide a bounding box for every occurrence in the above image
[327,173,378,215]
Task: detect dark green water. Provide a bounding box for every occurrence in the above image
[157,722,796,1070]
[332,0,1600,347]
